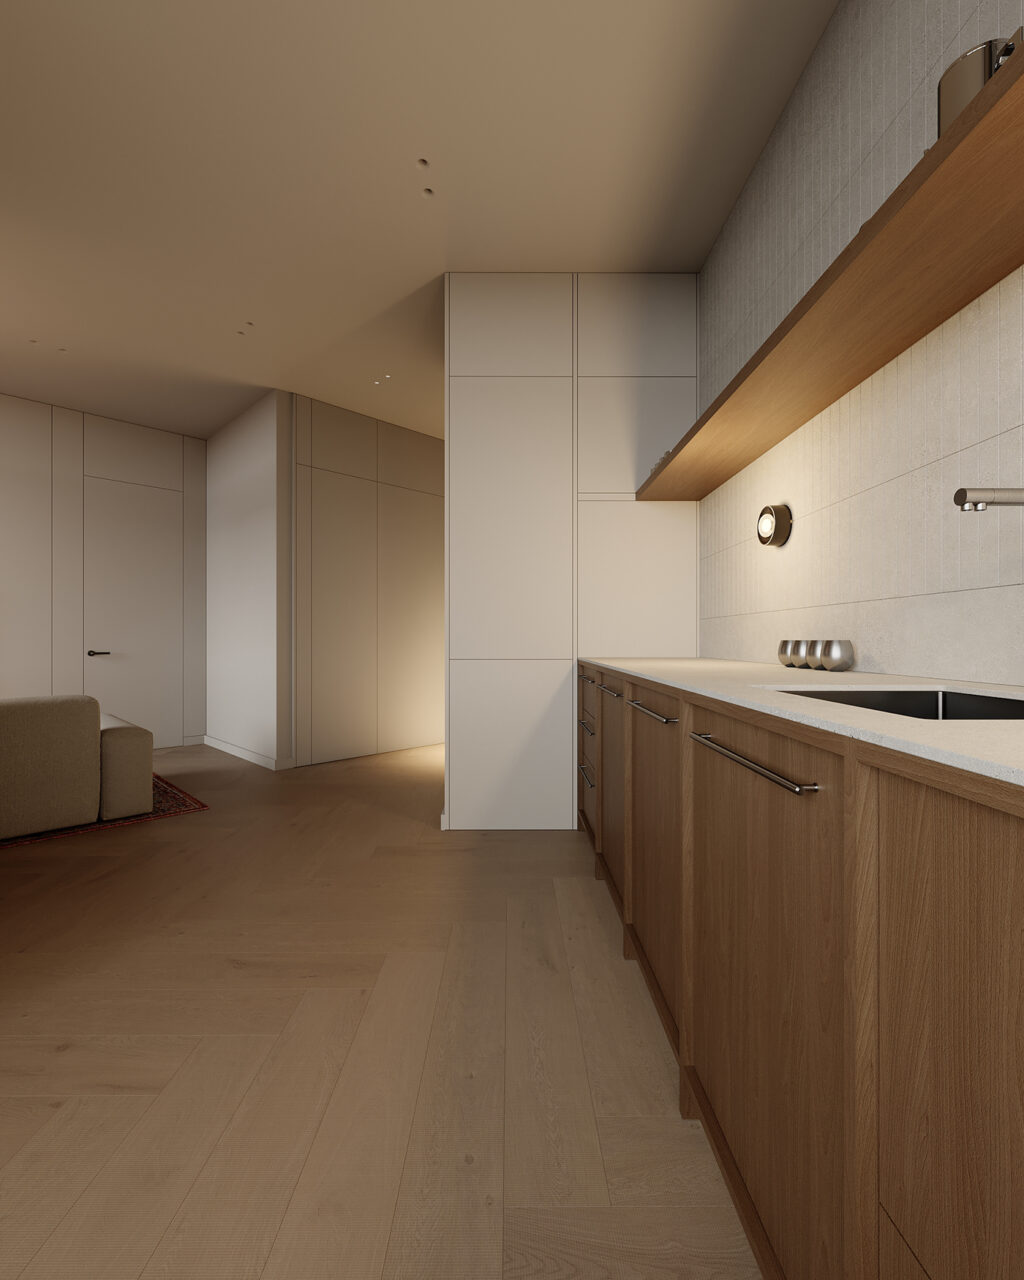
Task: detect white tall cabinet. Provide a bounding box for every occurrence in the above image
[0,393,206,749]
[445,273,699,830]
[293,398,444,766]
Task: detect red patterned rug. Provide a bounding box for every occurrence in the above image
[0,776,208,849]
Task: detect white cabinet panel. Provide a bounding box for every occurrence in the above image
[295,395,312,465]
[378,486,444,753]
[84,477,183,748]
[578,376,697,493]
[311,468,377,763]
[0,395,52,697]
[448,274,572,375]
[182,437,207,740]
[51,407,84,695]
[577,501,698,657]
[378,420,443,496]
[84,415,183,490]
[311,401,377,480]
[449,377,572,659]
[577,274,697,376]
[448,659,574,829]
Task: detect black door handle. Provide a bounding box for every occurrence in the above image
[87,650,111,656]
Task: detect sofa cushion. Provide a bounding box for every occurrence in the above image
[0,695,101,840]
[99,713,154,821]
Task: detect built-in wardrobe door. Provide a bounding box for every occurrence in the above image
[310,467,378,763]
[84,476,183,748]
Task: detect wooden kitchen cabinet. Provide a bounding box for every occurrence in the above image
[878,770,1024,1280]
[627,681,683,1039]
[692,708,846,1280]
[597,672,626,903]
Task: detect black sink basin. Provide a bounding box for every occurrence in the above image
[781,689,1024,720]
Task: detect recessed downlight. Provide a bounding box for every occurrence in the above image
[417,157,429,168]
[422,187,434,197]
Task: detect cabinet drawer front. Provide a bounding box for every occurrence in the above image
[577,757,598,834]
[879,774,1024,1280]
[693,709,844,1280]
[629,687,682,1025]
[579,667,599,717]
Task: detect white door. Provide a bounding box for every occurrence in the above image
[84,477,183,748]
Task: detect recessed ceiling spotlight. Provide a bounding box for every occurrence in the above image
[373,380,381,385]
[236,330,245,336]
[417,157,429,168]
[246,320,254,326]
[422,187,434,197]
[384,374,391,379]
[29,338,37,344]
[57,347,67,353]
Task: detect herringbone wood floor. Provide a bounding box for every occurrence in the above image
[0,743,757,1279]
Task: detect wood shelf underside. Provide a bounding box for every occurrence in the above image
[639,42,1024,501]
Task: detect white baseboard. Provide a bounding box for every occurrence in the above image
[182,735,205,746]
[203,735,278,771]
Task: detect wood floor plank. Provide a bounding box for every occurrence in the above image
[504,894,609,1209]
[18,1035,274,1280]
[503,1206,761,1278]
[554,877,679,1118]
[139,988,368,1280]
[0,947,383,990]
[261,950,445,1280]
[0,989,303,1036]
[598,1117,733,1207]
[0,1096,65,1169]
[382,923,506,1280]
[0,1034,197,1094]
[0,1094,154,1276]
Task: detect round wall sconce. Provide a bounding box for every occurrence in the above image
[757,504,792,546]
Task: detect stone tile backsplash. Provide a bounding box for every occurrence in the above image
[698,0,1024,684]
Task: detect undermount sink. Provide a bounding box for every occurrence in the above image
[780,688,1024,720]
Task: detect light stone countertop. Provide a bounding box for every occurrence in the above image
[581,657,1024,789]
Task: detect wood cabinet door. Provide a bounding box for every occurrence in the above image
[599,685,626,899]
[879,774,1024,1280]
[629,684,682,1029]
[693,709,844,1280]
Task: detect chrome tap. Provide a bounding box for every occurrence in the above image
[953,487,1024,512]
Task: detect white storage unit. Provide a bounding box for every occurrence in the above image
[294,399,444,766]
[0,391,205,746]
[445,272,699,830]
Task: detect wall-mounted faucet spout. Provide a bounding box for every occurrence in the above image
[953,487,1024,511]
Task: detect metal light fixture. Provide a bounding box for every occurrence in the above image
[757,504,792,546]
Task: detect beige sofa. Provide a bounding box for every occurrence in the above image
[0,695,153,841]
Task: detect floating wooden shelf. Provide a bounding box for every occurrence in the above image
[638,35,1024,501]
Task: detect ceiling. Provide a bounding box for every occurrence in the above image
[0,0,836,439]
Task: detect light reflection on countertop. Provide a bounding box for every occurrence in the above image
[581,657,1024,788]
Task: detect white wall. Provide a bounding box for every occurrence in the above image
[0,392,205,743]
[445,273,699,830]
[206,390,293,768]
[698,0,1024,684]
[293,399,444,765]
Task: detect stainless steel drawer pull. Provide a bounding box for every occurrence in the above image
[580,675,596,685]
[598,684,622,698]
[577,718,595,736]
[577,763,595,789]
[628,699,678,724]
[690,732,819,795]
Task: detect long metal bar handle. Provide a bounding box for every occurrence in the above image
[577,763,595,789]
[580,675,596,685]
[577,718,595,736]
[627,699,678,725]
[690,732,819,795]
[598,684,622,698]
